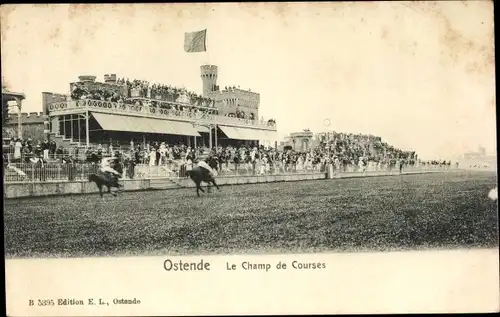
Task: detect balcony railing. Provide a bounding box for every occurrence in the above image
[48,99,277,130]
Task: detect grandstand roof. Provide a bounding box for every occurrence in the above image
[2,88,25,101]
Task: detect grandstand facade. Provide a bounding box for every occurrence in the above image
[42,65,277,151]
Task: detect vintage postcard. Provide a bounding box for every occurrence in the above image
[2,2,498,316]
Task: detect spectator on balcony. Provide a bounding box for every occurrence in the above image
[159,142,167,165]
[148,148,156,166]
[20,146,30,163]
[25,138,33,153]
[14,139,22,160]
[33,144,42,158]
[41,140,50,160]
[55,146,64,161]
[96,149,103,162]
[134,149,141,165]
[155,148,161,166]
[49,140,57,157]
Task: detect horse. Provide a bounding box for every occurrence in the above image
[88,161,124,197]
[188,156,221,197]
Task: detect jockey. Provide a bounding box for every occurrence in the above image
[100,156,121,177]
[195,151,217,177]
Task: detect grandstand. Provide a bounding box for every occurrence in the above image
[40,65,277,154]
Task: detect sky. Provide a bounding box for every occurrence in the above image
[1,2,495,160]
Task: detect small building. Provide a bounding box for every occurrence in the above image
[2,88,26,140]
[280,129,314,152]
[2,112,45,144]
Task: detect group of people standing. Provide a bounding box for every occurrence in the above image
[6,137,61,163]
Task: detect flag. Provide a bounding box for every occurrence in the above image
[184,29,207,53]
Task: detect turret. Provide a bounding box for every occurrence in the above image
[78,75,96,82]
[104,74,117,84]
[200,65,218,97]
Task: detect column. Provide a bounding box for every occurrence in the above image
[78,115,81,143]
[51,116,59,134]
[208,125,213,149]
[43,115,50,141]
[214,124,218,148]
[85,111,90,147]
[70,114,74,140]
[16,99,22,139]
[62,115,66,137]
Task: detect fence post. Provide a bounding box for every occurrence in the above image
[31,164,34,183]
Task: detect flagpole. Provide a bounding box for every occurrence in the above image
[205,29,211,65]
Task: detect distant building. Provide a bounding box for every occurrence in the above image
[460,146,497,170]
[2,112,45,143]
[463,146,487,159]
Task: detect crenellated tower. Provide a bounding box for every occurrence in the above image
[200,65,218,97]
[104,74,117,84]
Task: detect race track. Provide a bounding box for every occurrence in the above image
[4,171,498,258]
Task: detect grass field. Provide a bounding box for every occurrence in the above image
[4,171,498,258]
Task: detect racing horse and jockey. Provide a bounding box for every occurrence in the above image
[88,154,124,197]
[188,151,221,197]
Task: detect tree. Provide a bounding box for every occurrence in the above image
[2,81,10,125]
[2,99,8,125]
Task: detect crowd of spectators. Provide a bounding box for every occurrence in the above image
[316,132,416,166]
[128,131,455,171]
[4,129,457,183]
[2,137,71,164]
[76,135,453,179]
[70,78,223,120]
[4,131,454,169]
[4,132,453,168]
[70,88,277,128]
[71,78,216,109]
[69,78,278,126]
[117,78,216,108]
[71,85,122,103]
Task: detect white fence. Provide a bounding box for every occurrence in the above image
[3,163,100,183]
[3,160,455,183]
